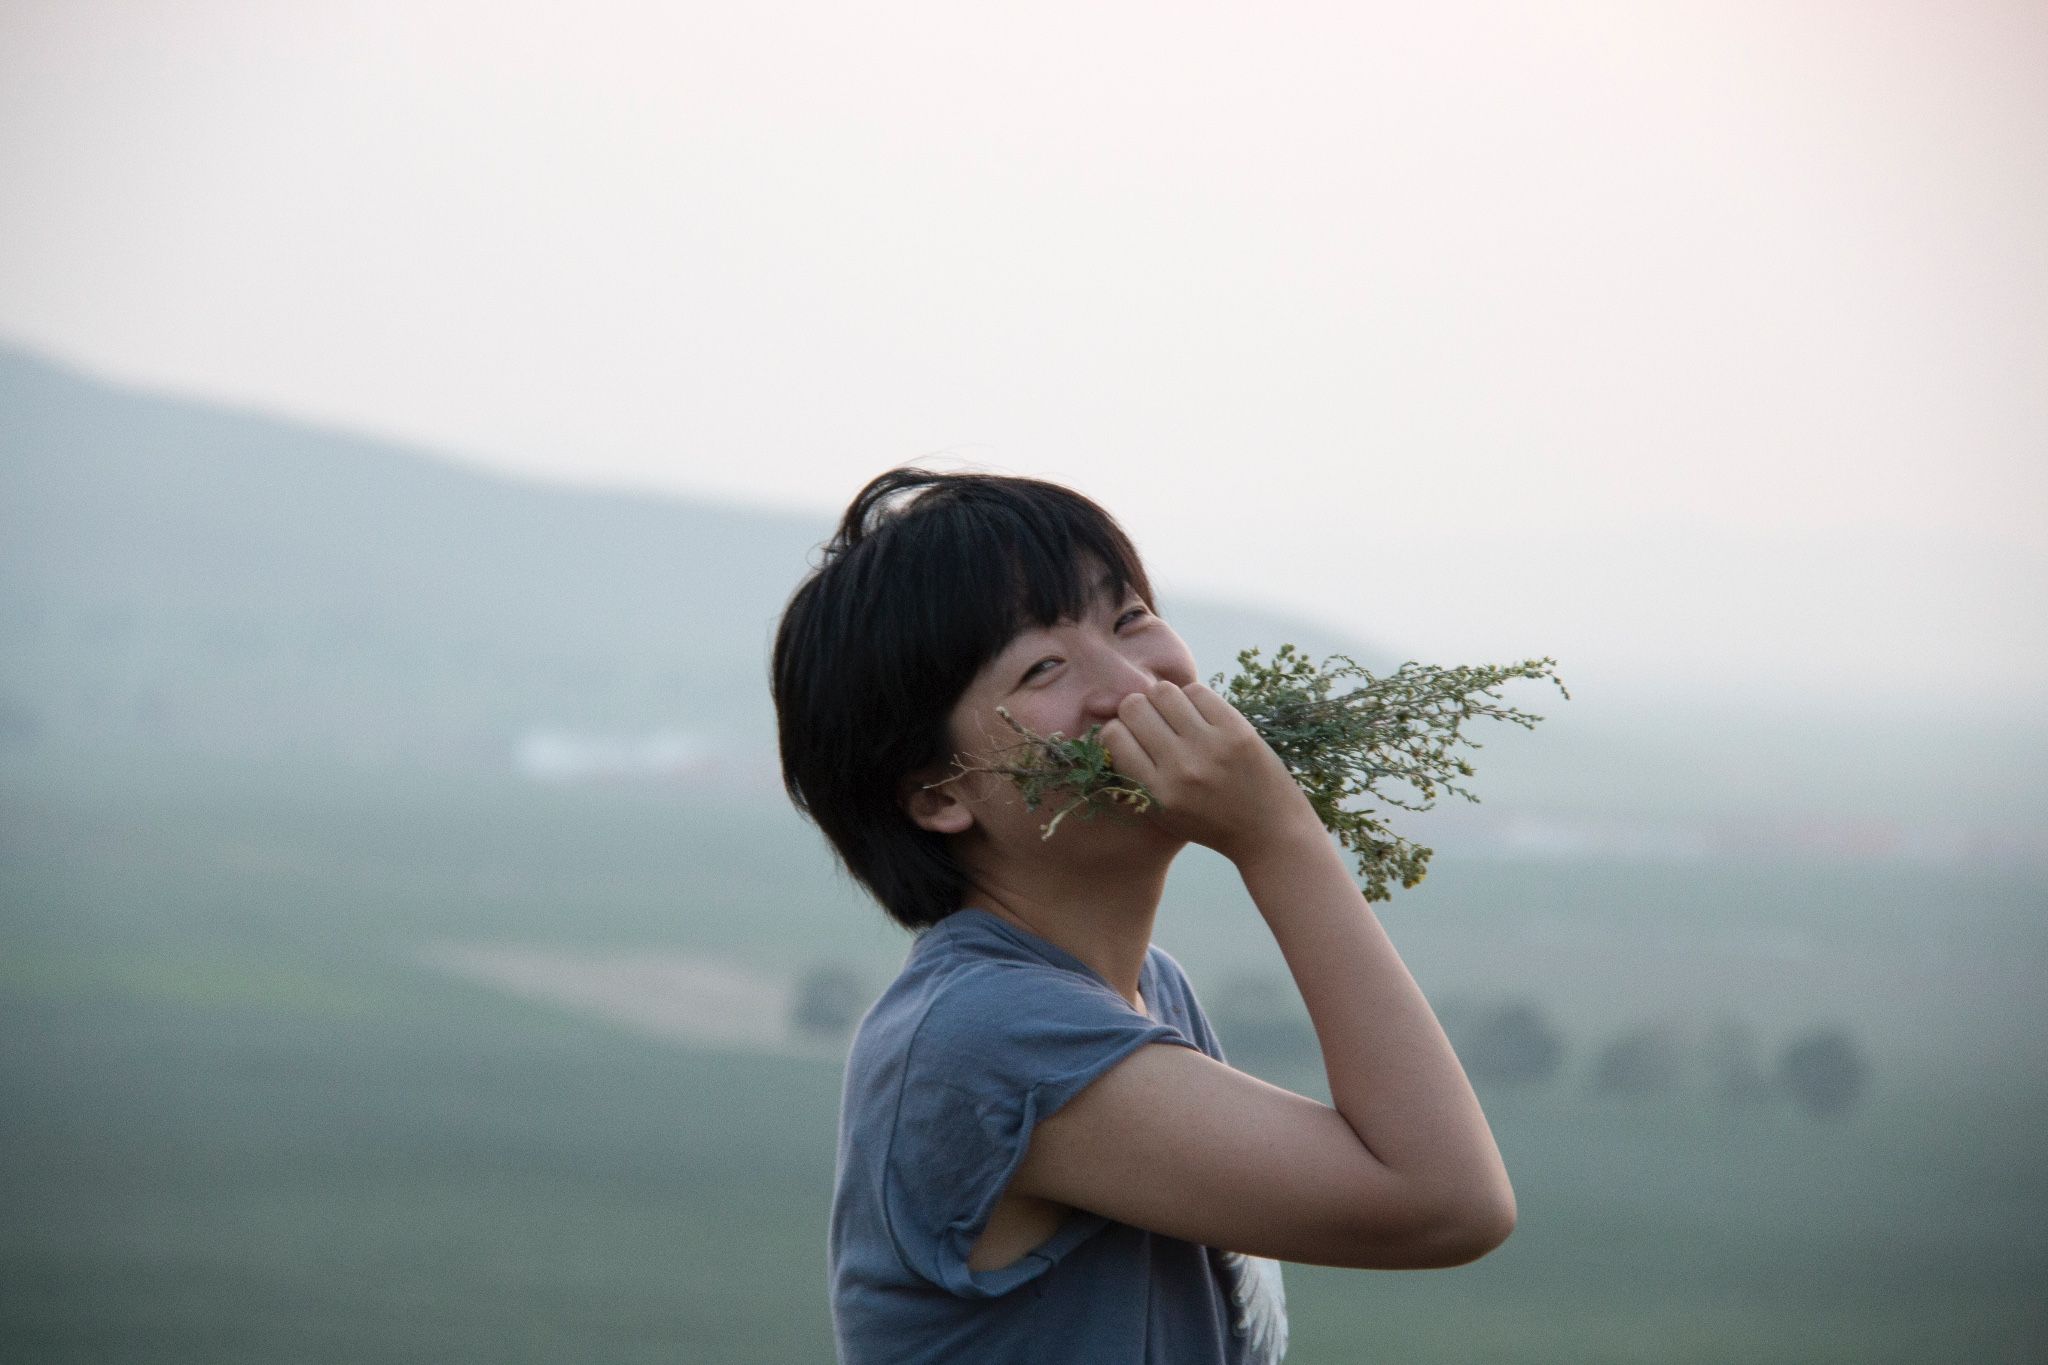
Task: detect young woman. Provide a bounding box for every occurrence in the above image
[773,468,1514,1364]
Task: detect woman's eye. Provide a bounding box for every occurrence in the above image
[1023,657,1060,681]
[1116,606,1151,629]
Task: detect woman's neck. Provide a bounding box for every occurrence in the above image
[962,855,1171,1008]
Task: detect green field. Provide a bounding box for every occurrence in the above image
[3,753,2043,1363]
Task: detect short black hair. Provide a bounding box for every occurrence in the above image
[771,467,1157,932]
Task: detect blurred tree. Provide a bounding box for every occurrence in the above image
[1451,1000,1566,1087]
[1777,1026,1872,1119]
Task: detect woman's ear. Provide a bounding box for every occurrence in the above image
[902,767,975,836]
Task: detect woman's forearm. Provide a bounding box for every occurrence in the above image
[1233,826,1516,1246]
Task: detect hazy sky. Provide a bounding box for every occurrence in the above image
[2,1,2042,713]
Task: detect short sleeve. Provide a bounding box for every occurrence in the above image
[1145,945,1230,1064]
[881,961,1197,1298]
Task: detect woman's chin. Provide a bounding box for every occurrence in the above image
[1068,803,1188,855]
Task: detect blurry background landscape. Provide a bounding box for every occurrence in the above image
[4,346,2043,1364]
[4,3,2045,1362]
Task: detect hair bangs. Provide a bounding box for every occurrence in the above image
[930,487,1151,673]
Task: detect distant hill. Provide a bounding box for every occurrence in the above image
[0,346,1386,773]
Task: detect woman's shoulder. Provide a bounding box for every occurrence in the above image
[908,910,1141,1011]
[848,911,1189,1093]
[940,922,1140,1028]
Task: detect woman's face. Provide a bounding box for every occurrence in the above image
[924,565,1199,854]
[952,574,1196,755]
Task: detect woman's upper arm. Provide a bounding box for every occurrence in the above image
[1009,1041,1514,1270]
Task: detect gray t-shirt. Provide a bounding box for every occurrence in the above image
[828,907,1289,1364]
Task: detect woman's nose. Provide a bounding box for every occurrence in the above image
[1079,652,1157,723]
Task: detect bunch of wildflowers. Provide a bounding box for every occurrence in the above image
[952,646,1569,902]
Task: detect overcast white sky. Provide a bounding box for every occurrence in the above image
[2,0,2042,715]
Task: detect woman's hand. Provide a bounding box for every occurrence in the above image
[1099,679,1325,868]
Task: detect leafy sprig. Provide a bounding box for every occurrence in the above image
[944,646,1570,902]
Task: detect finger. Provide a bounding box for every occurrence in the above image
[1181,682,1240,728]
[1144,680,1212,735]
[1116,689,1182,760]
[1098,717,1160,790]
